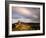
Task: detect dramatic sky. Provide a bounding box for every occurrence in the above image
[12,7,40,23]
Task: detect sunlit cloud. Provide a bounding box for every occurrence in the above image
[14,7,32,16]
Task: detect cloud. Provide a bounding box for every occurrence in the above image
[13,7,32,16]
[12,7,40,23]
